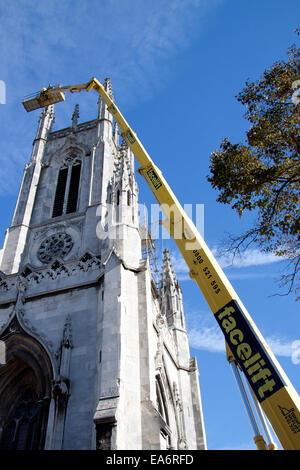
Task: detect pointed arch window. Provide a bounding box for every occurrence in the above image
[66,163,81,214]
[116,189,120,206]
[156,375,172,449]
[52,156,81,218]
[1,388,42,450]
[127,190,131,206]
[115,189,121,222]
[156,376,169,424]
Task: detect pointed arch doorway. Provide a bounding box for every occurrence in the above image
[0,318,53,450]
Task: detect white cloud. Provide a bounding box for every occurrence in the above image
[226,272,276,281]
[188,320,296,359]
[167,247,283,283]
[266,336,296,358]
[184,307,226,353]
[189,326,225,353]
[212,248,282,269]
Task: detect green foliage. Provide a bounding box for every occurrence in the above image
[207,36,300,298]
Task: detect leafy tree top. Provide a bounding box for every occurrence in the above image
[207,33,300,298]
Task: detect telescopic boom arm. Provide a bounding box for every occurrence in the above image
[22,78,300,450]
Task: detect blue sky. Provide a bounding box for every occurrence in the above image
[0,0,299,450]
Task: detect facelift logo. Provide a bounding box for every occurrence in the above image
[146,168,162,190]
[215,300,285,402]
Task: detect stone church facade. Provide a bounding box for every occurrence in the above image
[0,80,206,450]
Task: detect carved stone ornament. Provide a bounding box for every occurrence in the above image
[178,438,188,450]
[37,233,73,264]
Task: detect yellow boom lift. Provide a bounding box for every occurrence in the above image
[22,78,300,450]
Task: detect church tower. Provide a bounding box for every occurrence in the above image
[0,80,206,450]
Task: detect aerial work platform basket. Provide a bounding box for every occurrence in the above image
[22,88,65,112]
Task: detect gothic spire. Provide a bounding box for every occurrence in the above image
[34,104,55,142]
[97,77,114,140]
[104,77,114,101]
[112,139,135,191]
[160,249,185,329]
[162,248,177,287]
